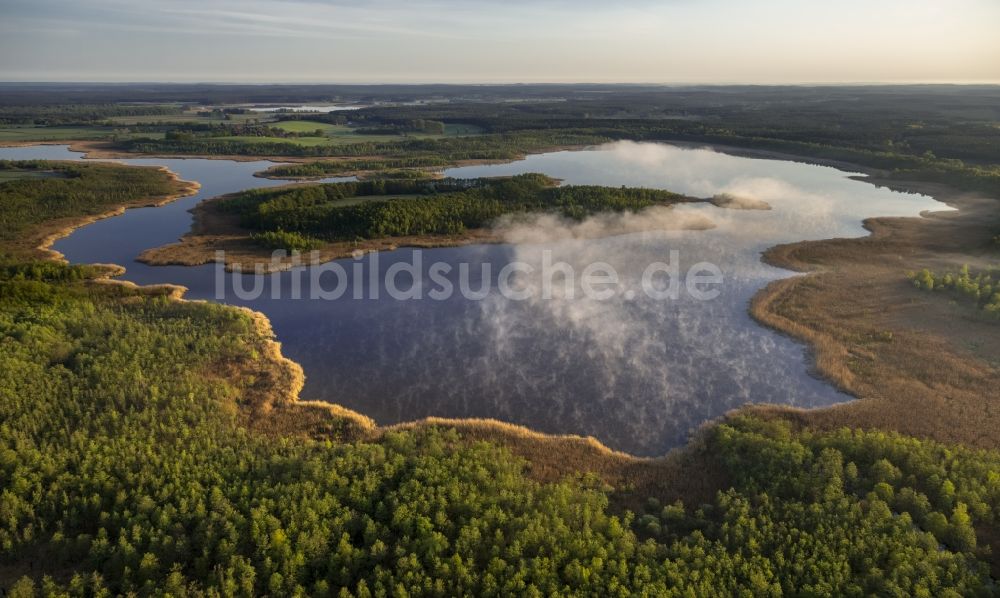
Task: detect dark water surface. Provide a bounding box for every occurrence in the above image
[0,142,948,455]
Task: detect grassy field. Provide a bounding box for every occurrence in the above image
[268,120,484,144]
[269,120,344,134]
[0,125,165,143]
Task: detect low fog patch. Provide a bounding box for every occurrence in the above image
[710,193,772,211]
[493,205,716,245]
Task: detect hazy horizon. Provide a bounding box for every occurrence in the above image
[3,81,1000,86]
[2,0,999,84]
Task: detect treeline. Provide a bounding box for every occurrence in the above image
[363,169,437,181]
[219,174,686,245]
[0,160,181,251]
[0,104,184,125]
[115,129,608,159]
[260,156,451,179]
[165,123,324,141]
[354,119,446,135]
[909,264,1000,316]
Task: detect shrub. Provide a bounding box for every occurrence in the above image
[250,229,323,252]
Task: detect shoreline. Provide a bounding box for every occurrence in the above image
[14,140,999,471]
[9,162,202,262]
[135,186,507,273]
[746,181,1000,449]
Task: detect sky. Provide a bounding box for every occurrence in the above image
[1,0,998,84]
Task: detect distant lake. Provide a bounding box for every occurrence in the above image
[0,142,949,456]
[247,104,365,113]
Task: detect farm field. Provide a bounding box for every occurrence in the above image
[0,125,165,143]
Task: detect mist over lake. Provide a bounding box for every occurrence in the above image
[0,141,947,455]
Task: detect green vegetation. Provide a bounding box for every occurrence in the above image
[0,160,181,253]
[909,264,1000,316]
[0,125,164,144]
[0,168,67,182]
[219,174,686,240]
[89,119,488,155]
[1,277,997,596]
[251,230,324,252]
[117,129,602,159]
[363,169,438,181]
[261,157,451,179]
[270,120,344,135]
[354,118,446,135]
[210,135,337,148]
[0,104,184,125]
[105,108,266,127]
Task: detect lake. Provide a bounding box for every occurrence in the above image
[0,142,948,455]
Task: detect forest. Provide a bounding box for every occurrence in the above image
[216,174,688,246]
[258,157,450,179]
[3,259,1000,595]
[0,160,182,256]
[114,129,606,161]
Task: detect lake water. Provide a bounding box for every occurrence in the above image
[247,105,365,113]
[0,142,948,456]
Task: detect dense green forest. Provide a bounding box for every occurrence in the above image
[217,174,687,247]
[0,160,181,254]
[2,265,998,594]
